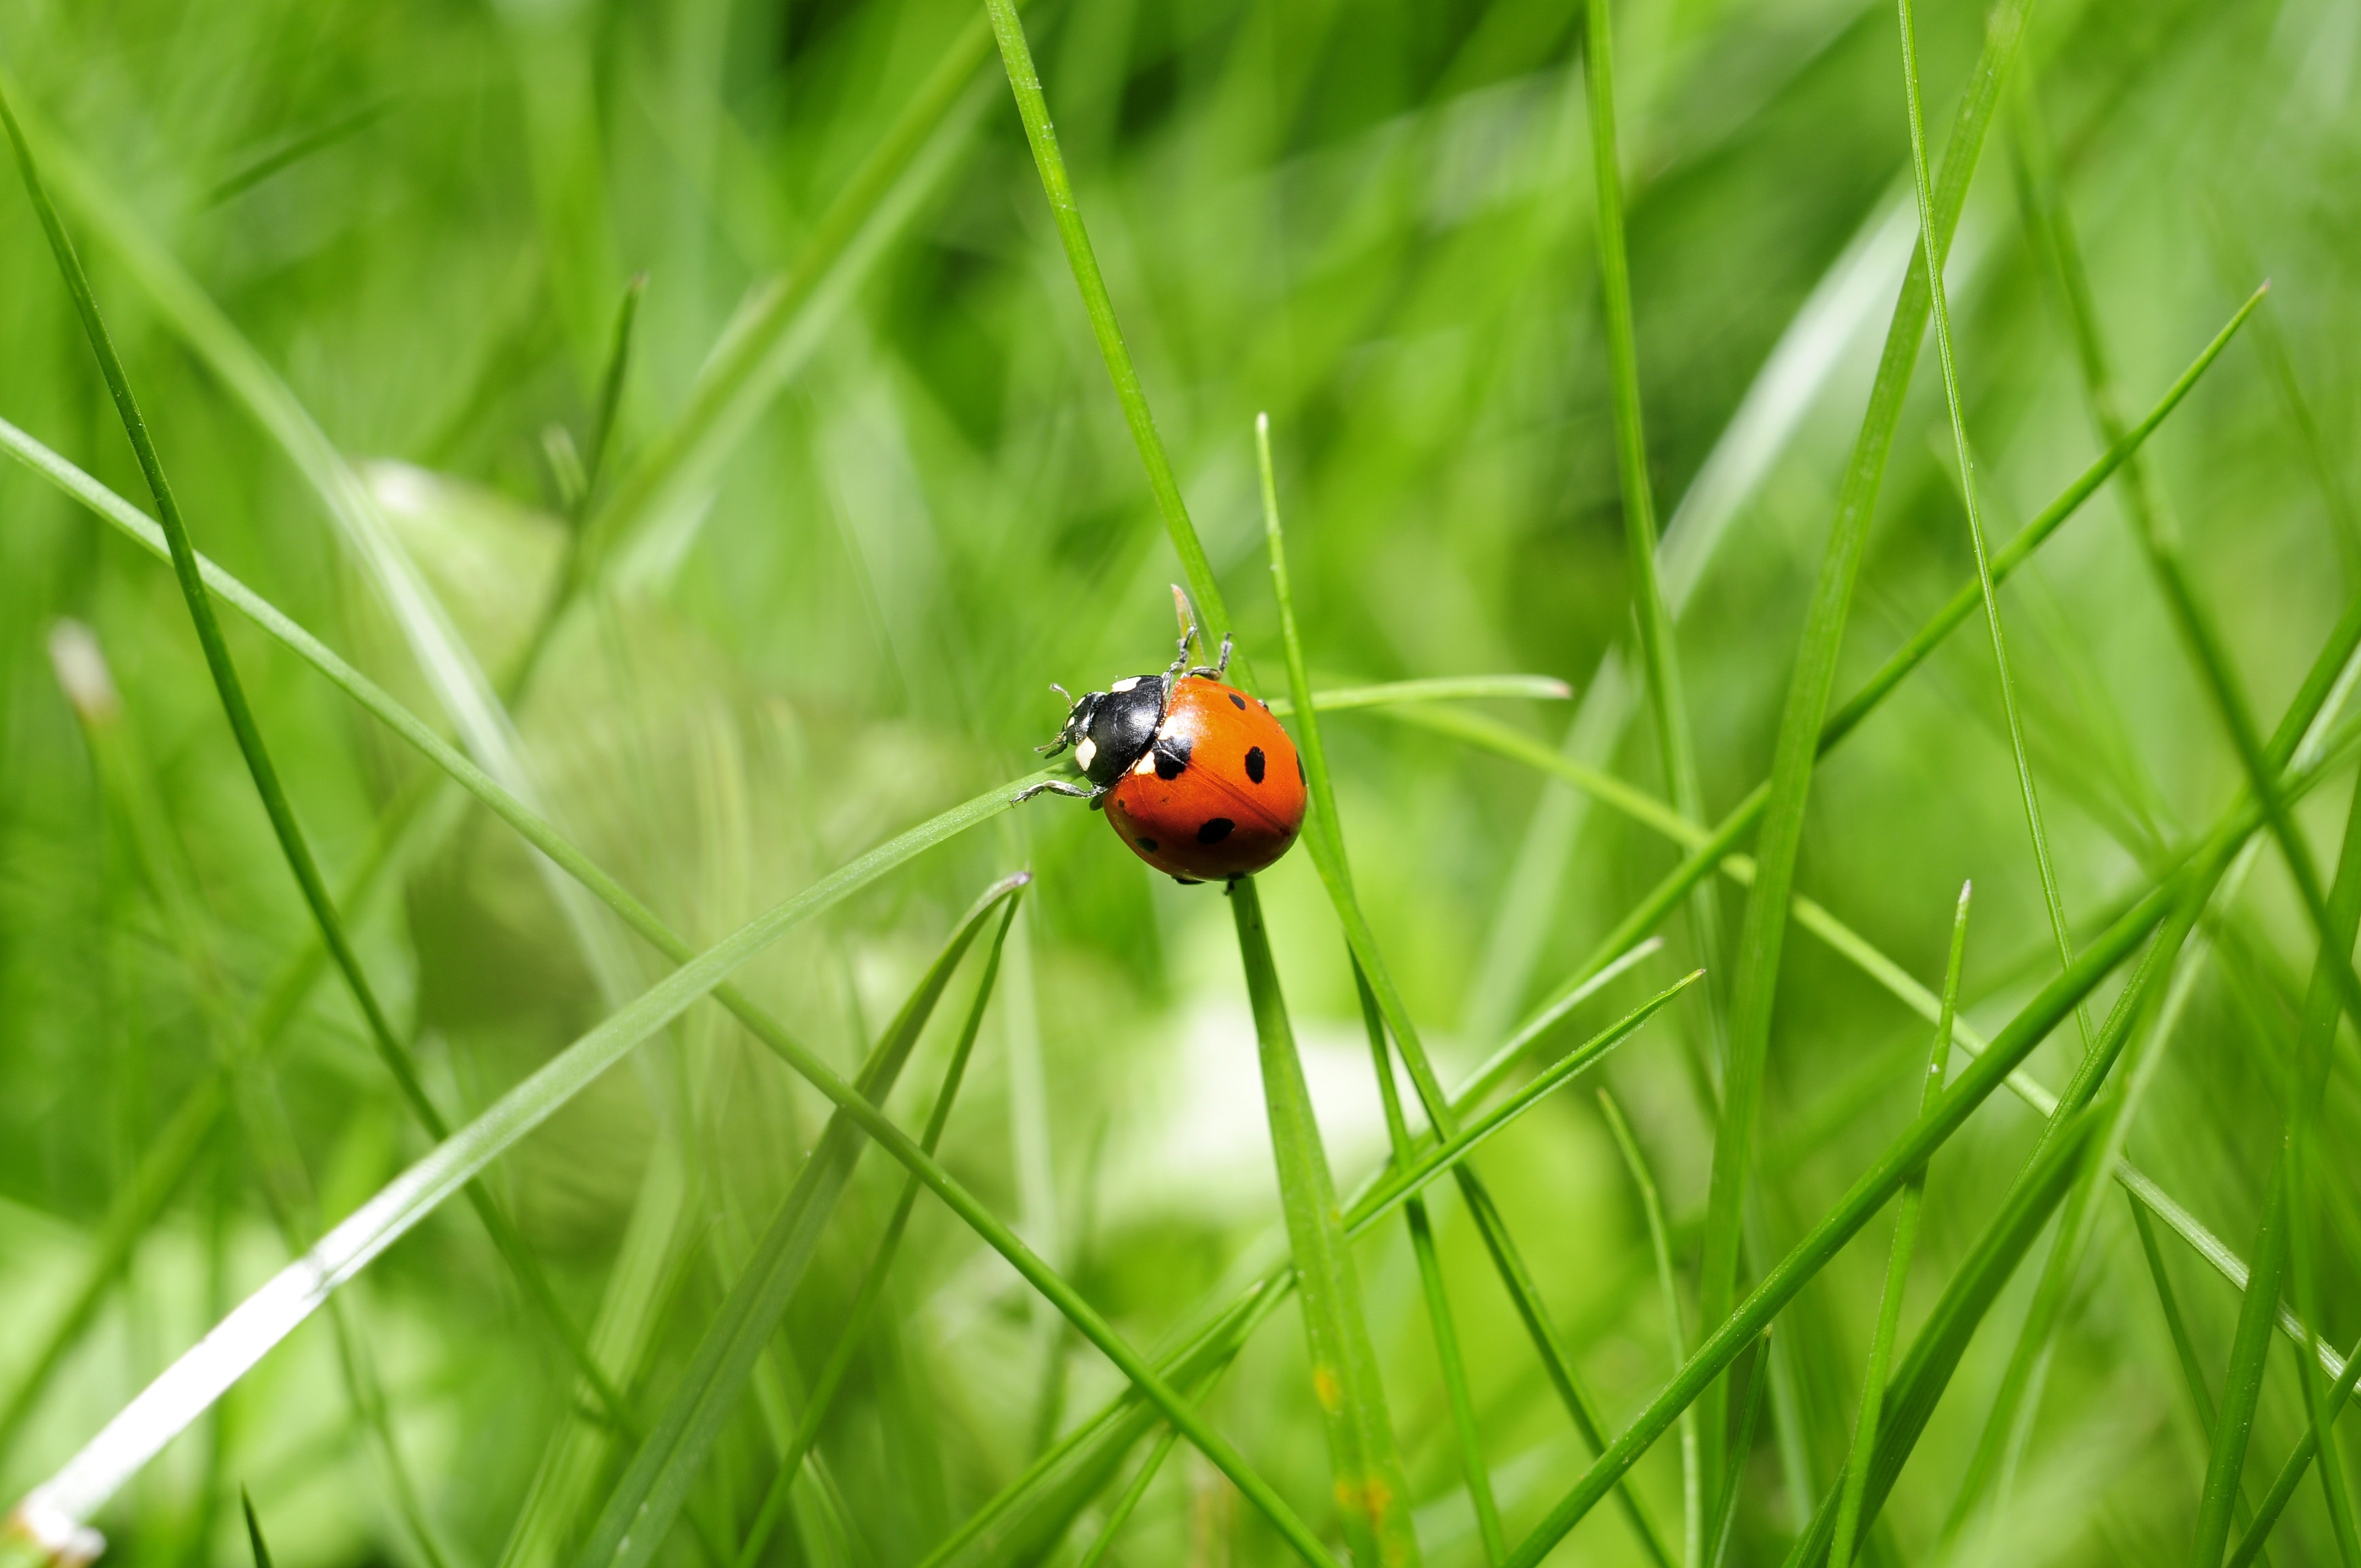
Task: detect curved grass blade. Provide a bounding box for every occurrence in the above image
[731,908,1014,1568]
[1231,878,1420,1568]
[1596,1090,1699,1568]
[1074,1425,1183,1568]
[1696,0,2034,1493]
[1358,960,1504,1566]
[578,883,1025,1568]
[1828,881,1971,1566]
[0,77,634,1438]
[1258,417,1675,1567]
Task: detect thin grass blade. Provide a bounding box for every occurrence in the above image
[1597,1090,1700,1568]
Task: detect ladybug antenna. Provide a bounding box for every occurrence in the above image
[1049,682,1074,707]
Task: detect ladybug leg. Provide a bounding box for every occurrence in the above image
[1185,630,1233,680]
[1012,778,1092,804]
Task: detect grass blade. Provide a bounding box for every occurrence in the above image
[2231,1331,2361,1566]
[984,0,1233,647]
[1261,677,1573,716]
[1597,1090,1700,1568]
[578,883,1026,1568]
[1583,0,1724,1104]
[1258,417,1677,1566]
[1696,0,2032,1496]
[1074,1426,1183,1568]
[1705,1331,1771,1568]
[730,899,1014,1568]
[1231,878,1421,1568]
[1829,881,1971,1565]
[239,1490,273,1568]
[1358,959,1504,1566]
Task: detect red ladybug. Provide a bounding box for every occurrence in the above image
[1019,628,1308,883]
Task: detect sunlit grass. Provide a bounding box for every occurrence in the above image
[2,0,2358,1566]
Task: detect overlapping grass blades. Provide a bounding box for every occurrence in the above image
[1228,878,1419,1568]
[1696,1,2033,1498]
[575,881,1024,1568]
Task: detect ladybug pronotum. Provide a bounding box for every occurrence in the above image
[1018,625,1308,883]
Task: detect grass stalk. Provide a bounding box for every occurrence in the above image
[984,0,1232,644]
[730,905,1015,1568]
[0,75,638,1439]
[1582,0,1727,1106]
[1231,878,1421,1568]
[1357,962,1504,1565]
[1704,1331,1770,1568]
[2229,1328,2361,1567]
[1258,417,1678,1566]
[1074,1426,1184,1568]
[1828,881,1970,1565]
[1596,1090,1700,1568]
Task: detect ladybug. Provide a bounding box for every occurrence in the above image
[1018,625,1308,883]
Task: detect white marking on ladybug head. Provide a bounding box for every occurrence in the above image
[1076,737,1098,771]
[1133,753,1157,775]
[1111,676,1141,693]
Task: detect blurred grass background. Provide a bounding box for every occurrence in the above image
[1,0,2357,1563]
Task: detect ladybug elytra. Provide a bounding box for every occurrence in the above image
[1018,624,1308,883]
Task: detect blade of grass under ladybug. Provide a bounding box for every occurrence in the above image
[1258,414,1677,1568]
[1829,882,1969,1567]
[1596,1090,1699,1568]
[0,81,637,1440]
[575,883,1024,1568]
[1229,876,1421,1568]
[1357,959,1505,1565]
[731,902,1015,1568]
[0,423,1329,1568]
[984,0,1237,657]
[1693,0,2028,1499]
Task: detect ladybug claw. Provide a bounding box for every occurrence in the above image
[1013,779,1092,804]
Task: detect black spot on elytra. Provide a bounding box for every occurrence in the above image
[1152,733,1192,780]
[1198,817,1235,844]
[1243,746,1266,783]
[1227,692,1247,709]
[1137,837,1158,852]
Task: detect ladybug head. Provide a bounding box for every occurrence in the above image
[1039,674,1168,786]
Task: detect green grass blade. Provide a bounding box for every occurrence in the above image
[986,0,1231,645]
[1358,960,1504,1566]
[1894,0,2091,1054]
[240,1490,273,1568]
[1597,1090,1700,1568]
[1262,677,1574,716]
[731,903,1015,1568]
[1499,872,2174,1568]
[1584,0,1723,1088]
[578,882,1026,1568]
[1074,1426,1183,1568]
[2230,1331,2361,1566]
[2284,1141,2361,1567]
[1231,878,1421,1568]
[1778,1103,2106,1567]
[1258,417,1677,1567]
[1705,1331,1771,1568]
[1829,881,1971,1566]
[0,73,639,1436]
[1698,1,2032,1494]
